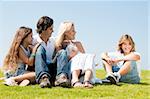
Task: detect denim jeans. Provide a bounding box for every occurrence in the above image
[35,46,56,84]
[5,63,26,79]
[112,61,140,84]
[56,49,71,79]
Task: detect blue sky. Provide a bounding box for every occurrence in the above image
[0,0,149,70]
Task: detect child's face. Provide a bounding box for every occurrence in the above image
[121,40,133,54]
[24,33,33,45]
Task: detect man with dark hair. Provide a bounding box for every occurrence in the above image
[34,16,56,88]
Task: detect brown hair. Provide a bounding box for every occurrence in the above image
[2,26,32,71]
[36,16,54,34]
[117,34,135,53]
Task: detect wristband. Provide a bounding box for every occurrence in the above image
[31,53,35,58]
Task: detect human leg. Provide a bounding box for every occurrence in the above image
[102,60,113,73]
[83,69,93,88]
[71,70,84,87]
[13,72,35,83]
[119,61,140,84]
[4,72,35,86]
[35,46,51,88]
[55,50,70,87]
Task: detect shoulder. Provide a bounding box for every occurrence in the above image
[107,51,121,56]
[130,52,141,58]
[72,40,82,45]
[33,34,42,44]
[132,52,141,56]
[49,36,56,44]
[72,40,81,43]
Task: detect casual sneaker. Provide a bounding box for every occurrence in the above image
[39,74,51,88]
[113,72,121,83]
[4,77,18,86]
[19,79,30,86]
[106,72,120,84]
[55,73,70,87]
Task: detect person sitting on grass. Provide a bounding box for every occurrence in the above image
[2,26,40,86]
[55,21,101,88]
[101,34,141,84]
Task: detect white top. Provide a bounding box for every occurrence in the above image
[33,34,55,64]
[67,43,102,84]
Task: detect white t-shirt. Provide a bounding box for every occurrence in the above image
[33,34,55,64]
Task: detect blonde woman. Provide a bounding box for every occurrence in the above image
[101,34,141,84]
[2,26,39,86]
[55,22,99,88]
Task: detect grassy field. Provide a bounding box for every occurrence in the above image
[0,69,149,99]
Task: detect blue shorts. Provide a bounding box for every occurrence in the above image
[112,61,140,84]
[5,63,27,78]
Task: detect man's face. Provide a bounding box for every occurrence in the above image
[46,25,54,38]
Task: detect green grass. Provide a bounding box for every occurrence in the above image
[0,70,150,99]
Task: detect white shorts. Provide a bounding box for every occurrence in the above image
[70,53,95,74]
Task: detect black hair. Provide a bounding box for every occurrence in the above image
[36,16,54,34]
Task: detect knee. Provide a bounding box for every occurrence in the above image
[85,69,92,72]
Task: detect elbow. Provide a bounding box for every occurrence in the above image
[136,55,140,60]
[134,54,140,61]
[26,60,34,66]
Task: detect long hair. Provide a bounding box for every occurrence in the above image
[2,26,32,72]
[117,34,135,53]
[55,21,74,48]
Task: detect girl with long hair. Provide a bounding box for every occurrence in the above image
[2,26,39,86]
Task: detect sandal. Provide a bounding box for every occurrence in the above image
[84,81,93,88]
[72,81,84,88]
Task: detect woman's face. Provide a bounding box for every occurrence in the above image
[65,26,76,40]
[121,40,133,55]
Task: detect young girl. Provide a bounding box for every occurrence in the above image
[101,34,141,84]
[2,26,39,86]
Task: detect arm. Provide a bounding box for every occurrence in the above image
[18,43,40,66]
[101,52,109,60]
[74,41,85,53]
[116,52,140,62]
[101,52,114,65]
[55,46,62,52]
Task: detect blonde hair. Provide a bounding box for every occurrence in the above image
[117,34,135,53]
[55,21,74,48]
[2,27,32,72]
